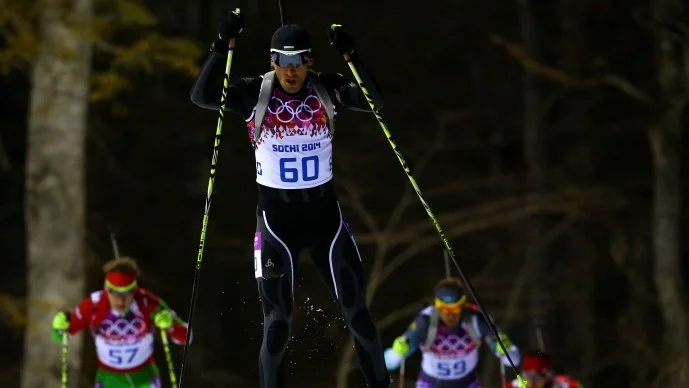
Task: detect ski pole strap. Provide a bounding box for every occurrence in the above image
[424,308,440,350]
[425,308,481,350]
[253,70,335,143]
[308,70,335,132]
[465,314,482,345]
[253,71,275,142]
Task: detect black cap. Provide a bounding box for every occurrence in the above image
[270,24,311,52]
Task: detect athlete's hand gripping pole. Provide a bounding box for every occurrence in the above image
[178,9,241,387]
[152,308,177,386]
[331,23,526,388]
[52,310,71,388]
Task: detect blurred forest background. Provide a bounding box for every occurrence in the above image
[1,0,688,387]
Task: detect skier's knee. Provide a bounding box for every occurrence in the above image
[342,238,365,293]
[348,308,377,341]
[258,276,292,317]
[266,319,291,354]
[336,261,365,309]
[338,266,357,308]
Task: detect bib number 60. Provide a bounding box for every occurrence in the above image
[437,360,467,377]
[280,156,319,183]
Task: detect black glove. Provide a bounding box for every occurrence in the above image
[328,24,355,55]
[210,39,230,55]
[218,9,243,41]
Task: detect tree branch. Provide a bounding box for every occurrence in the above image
[374,202,584,290]
[424,174,518,199]
[375,297,430,330]
[502,215,578,332]
[383,121,447,234]
[335,176,381,236]
[488,34,654,105]
[390,192,569,245]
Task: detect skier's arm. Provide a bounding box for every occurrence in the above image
[401,313,430,355]
[469,305,520,366]
[189,47,259,118]
[51,297,93,342]
[320,54,385,113]
[383,313,429,370]
[149,294,191,346]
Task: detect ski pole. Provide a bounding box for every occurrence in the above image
[277,0,286,25]
[160,329,177,387]
[61,332,68,388]
[535,318,546,351]
[399,359,405,388]
[178,11,240,386]
[334,23,526,387]
[108,224,121,260]
[500,361,507,387]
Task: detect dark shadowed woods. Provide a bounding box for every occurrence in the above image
[1,0,688,387]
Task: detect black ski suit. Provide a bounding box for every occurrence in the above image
[190,49,391,388]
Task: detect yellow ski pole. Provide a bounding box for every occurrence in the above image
[179,9,241,387]
[160,329,177,387]
[333,22,526,387]
[61,332,68,388]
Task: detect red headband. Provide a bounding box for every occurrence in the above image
[105,271,137,287]
[522,355,552,373]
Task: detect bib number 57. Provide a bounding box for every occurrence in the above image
[280,156,319,183]
[109,348,138,365]
[437,360,466,377]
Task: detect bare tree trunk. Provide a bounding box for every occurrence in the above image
[650,0,689,385]
[21,0,92,386]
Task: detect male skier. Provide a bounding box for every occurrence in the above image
[384,278,521,388]
[190,10,391,388]
[51,257,189,387]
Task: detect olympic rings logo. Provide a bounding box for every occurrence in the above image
[99,317,147,339]
[267,95,322,124]
[431,334,475,354]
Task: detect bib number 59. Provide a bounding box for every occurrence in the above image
[280,156,319,183]
[437,360,466,377]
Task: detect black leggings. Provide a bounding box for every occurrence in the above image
[253,183,391,388]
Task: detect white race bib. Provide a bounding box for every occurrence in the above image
[96,333,154,369]
[421,350,479,380]
[255,132,333,189]
[251,90,335,189]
